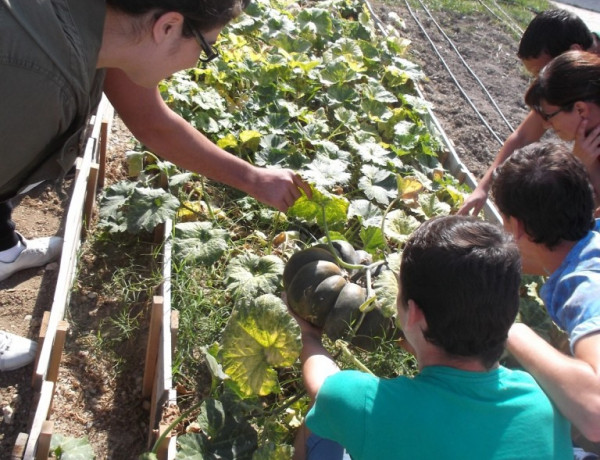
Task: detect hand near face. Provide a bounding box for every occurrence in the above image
[573,118,600,170]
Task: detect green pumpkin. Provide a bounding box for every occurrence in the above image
[285,242,398,349]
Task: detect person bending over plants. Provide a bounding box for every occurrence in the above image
[291,215,572,459]
[492,141,600,452]
[524,50,600,212]
[0,0,310,371]
[459,8,600,216]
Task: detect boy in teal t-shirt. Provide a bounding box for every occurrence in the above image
[293,216,572,459]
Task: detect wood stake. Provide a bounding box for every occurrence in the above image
[11,433,28,459]
[170,310,179,356]
[35,421,54,460]
[156,423,172,460]
[32,312,51,384]
[143,296,164,398]
[83,163,99,233]
[47,321,68,384]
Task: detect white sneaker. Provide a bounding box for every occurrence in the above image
[0,330,37,371]
[0,233,62,282]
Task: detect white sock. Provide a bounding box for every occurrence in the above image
[0,240,25,263]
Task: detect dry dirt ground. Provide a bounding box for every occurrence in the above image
[0,2,550,458]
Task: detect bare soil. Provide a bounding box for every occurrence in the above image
[0,3,541,458]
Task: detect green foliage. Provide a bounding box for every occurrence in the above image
[50,435,95,460]
[219,294,301,397]
[175,399,258,459]
[174,222,230,265]
[93,0,551,457]
[224,253,284,301]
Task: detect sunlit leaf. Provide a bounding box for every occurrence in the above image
[224,253,284,300]
[174,222,230,265]
[287,186,349,230]
[220,294,301,396]
[359,226,386,253]
[384,209,421,244]
[348,199,383,228]
[358,164,396,205]
[50,435,95,460]
[374,252,402,318]
[397,175,424,200]
[302,156,351,188]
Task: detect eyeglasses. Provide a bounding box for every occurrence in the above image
[186,21,219,63]
[535,104,573,122]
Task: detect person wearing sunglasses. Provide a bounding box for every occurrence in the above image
[458,9,600,217]
[0,0,310,371]
[524,50,600,211]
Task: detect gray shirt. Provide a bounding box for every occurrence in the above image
[0,0,106,201]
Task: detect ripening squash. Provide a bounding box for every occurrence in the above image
[285,241,397,349]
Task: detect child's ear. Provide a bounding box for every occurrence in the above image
[575,101,591,118]
[406,299,426,330]
[504,215,527,241]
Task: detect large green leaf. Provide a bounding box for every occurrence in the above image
[373,252,402,318]
[174,222,230,265]
[348,199,383,228]
[176,399,257,459]
[383,210,421,244]
[302,155,351,188]
[49,435,95,460]
[219,294,301,397]
[287,186,349,230]
[224,253,284,300]
[127,187,180,233]
[358,164,396,205]
[297,8,334,38]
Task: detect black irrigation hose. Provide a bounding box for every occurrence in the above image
[477,0,523,37]
[415,0,515,133]
[402,0,505,145]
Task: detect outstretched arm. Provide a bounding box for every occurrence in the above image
[103,68,311,212]
[293,315,339,402]
[458,111,546,216]
[507,323,600,441]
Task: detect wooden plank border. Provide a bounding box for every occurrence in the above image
[145,219,178,460]
[19,96,114,459]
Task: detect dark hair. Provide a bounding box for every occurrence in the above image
[106,0,250,35]
[492,141,595,249]
[524,50,600,112]
[399,215,521,369]
[518,9,593,60]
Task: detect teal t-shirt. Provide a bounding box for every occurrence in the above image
[306,366,572,459]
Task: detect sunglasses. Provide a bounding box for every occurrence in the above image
[185,21,219,63]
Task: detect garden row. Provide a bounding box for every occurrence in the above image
[13,0,550,458]
[10,98,179,459]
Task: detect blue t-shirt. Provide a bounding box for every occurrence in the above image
[541,229,600,350]
[306,366,572,459]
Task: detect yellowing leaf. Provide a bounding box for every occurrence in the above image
[240,130,261,144]
[397,176,424,200]
[217,133,238,149]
